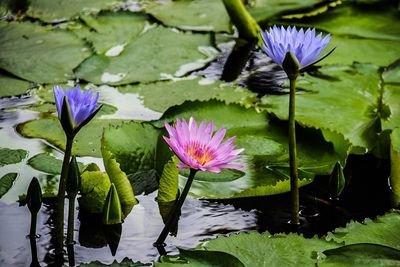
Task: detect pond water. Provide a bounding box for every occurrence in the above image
[1,1,399,265]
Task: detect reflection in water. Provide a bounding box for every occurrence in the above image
[0,192,258,265]
[104,224,122,256]
[157,199,180,237]
[29,236,41,267]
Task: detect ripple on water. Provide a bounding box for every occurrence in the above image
[0,192,258,265]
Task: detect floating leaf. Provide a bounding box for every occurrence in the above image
[249,0,326,22]
[144,0,231,32]
[197,231,339,266]
[326,210,400,249]
[262,64,381,152]
[75,12,148,55]
[157,249,245,267]
[17,117,125,157]
[0,148,28,167]
[0,74,32,98]
[0,21,90,83]
[28,152,83,175]
[118,78,256,113]
[0,173,18,199]
[102,121,161,175]
[101,145,137,218]
[154,100,342,199]
[320,243,400,267]
[76,26,213,85]
[26,0,124,23]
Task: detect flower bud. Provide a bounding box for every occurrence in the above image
[282,52,300,79]
[66,156,80,198]
[103,183,122,225]
[27,177,42,215]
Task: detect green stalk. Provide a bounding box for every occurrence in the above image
[154,169,197,247]
[289,78,300,225]
[66,196,76,246]
[55,135,74,255]
[222,0,261,41]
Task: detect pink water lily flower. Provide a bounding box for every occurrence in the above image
[163,117,244,173]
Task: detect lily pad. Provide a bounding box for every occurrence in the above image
[153,100,342,199]
[118,78,256,113]
[144,0,231,32]
[75,26,213,85]
[0,21,91,83]
[102,121,161,175]
[17,117,125,157]
[326,210,400,249]
[0,74,32,98]
[157,249,245,267]
[27,152,84,175]
[320,243,400,267]
[0,148,28,167]
[0,173,18,199]
[248,0,326,22]
[197,231,339,267]
[26,0,124,23]
[75,12,148,55]
[262,64,381,152]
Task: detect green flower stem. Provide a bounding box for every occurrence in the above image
[55,135,74,255]
[29,212,37,237]
[154,169,197,247]
[67,196,76,246]
[222,0,260,41]
[289,77,300,225]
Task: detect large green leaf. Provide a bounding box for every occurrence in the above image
[262,64,381,152]
[326,210,400,249]
[157,158,179,202]
[157,249,245,267]
[320,244,400,267]
[118,78,256,113]
[293,4,400,41]
[278,4,400,66]
[76,26,214,85]
[102,121,161,175]
[382,84,400,131]
[17,117,125,157]
[0,148,28,167]
[144,0,231,32]
[154,100,342,199]
[0,173,18,199]
[0,74,32,98]
[390,128,400,204]
[0,21,91,83]
[75,12,148,55]
[248,0,326,22]
[101,146,138,218]
[26,0,123,23]
[198,231,339,267]
[27,152,84,175]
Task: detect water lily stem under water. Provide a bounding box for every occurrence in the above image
[67,196,76,246]
[154,169,198,247]
[289,77,300,225]
[55,135,74,256]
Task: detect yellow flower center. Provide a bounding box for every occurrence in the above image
[186,145,214,165]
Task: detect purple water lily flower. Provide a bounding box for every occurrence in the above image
[53,85,100,129]
[163,117,244,173]
[261,25,332,69]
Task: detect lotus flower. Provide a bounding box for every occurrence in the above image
[53,85,100,133]
[163,117,243,173]
[261,25,332,69]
